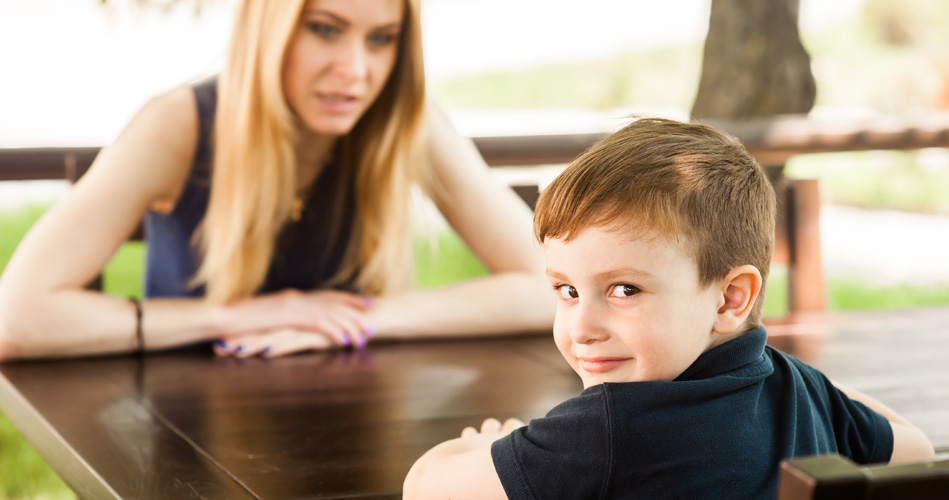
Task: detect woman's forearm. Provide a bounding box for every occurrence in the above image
[0,290,226,360]
[369,271,555,339]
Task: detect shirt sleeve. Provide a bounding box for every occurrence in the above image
[491,386,613,500]
[791,357,895,464]
[825,383,895,464]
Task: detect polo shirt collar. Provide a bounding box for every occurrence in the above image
[675,327,768,381]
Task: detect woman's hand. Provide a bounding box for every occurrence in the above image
[217,289,376,357]
[215,327,336,358]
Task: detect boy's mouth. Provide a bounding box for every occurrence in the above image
[578,357,630,373]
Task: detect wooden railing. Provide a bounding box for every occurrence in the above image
[4,113,949,179]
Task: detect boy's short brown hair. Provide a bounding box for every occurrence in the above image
[534,117,776,326]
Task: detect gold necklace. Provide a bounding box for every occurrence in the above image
[291,148,333,222]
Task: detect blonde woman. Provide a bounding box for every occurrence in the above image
[0,0,553,360]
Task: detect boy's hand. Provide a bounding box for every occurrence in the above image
[462,417,525,438]
[404,417,521,499]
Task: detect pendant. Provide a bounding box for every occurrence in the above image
[291,197,304,222]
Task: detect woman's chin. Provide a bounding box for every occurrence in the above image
[302,116,360,138]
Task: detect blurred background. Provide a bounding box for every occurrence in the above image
[2,0,949,497]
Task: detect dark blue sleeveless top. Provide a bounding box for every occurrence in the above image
[143,79,356,298]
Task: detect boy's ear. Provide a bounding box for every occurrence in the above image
[713,265,763,335]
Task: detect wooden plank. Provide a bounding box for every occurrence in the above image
[777,454,869,500]
[778,454,949,500]
[0,147,98,181]
[0,355,257,499]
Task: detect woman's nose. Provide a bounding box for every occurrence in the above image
[333,39,368,82]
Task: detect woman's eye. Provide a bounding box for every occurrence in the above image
[557,285,579,300]
[609,284,641,298]
[368,32,398,47]
[307,23,339,39]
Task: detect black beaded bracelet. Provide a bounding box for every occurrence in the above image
[129,297,144,354]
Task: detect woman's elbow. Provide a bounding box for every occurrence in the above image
[0,294,44,362]
[0,307,19,362]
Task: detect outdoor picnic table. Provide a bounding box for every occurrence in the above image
[1,307,948,499]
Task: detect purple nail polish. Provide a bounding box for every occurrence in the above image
[363,297,374,307]
[261,347,271,356]
[341,333,351,346]
[235,344,244,353]
[214,340,226,349]
[366,326,377,338]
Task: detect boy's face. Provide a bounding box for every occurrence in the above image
[544,225,723,388]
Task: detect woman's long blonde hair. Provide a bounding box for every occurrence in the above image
[193,0,428,304]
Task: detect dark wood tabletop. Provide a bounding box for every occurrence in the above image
[1,308,948,499]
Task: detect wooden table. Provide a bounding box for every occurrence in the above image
[2,308,948,499]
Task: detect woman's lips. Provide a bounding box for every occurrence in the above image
[317,92,359,114]
[578,357,630,373]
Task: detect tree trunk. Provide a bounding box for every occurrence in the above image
[691,0,816,120]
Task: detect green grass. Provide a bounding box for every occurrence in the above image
[0,417,74,500]
[786,151,949,215]
[432,43,704,110]
[829,280,949,310]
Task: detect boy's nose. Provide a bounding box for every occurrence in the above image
[569,301,609,344]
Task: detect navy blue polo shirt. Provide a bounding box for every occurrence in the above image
[491,328,893,500]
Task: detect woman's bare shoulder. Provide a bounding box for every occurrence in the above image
[93,84,202,209]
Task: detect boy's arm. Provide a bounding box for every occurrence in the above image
[832,381,935,464]
[403,418,521,500]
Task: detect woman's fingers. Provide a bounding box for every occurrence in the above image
[272,289,376,348]
[259,330,334,358]
[215,329,335,358]
[214,288,381,357]
[330,290,374,310]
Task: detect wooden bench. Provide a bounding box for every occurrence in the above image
[778,454,949,500]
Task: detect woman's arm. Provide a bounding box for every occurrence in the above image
[367,103,555,339]
[0,87,226,360]
[833,381,935,464]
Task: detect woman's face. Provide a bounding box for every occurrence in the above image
[283,0,404,137]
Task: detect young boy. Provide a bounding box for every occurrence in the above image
[403,117,935,499]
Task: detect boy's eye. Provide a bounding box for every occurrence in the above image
[306,22,340,39]
[368,32,398,48]
[557,285,579,300]
[609,284,641,298]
